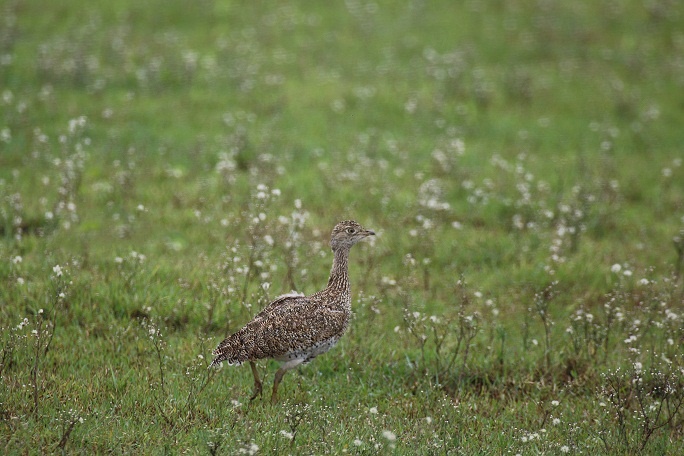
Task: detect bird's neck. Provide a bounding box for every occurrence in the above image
[325,247,351,295]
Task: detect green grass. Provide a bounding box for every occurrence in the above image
[2,0,684,454]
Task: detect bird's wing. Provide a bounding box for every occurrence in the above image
[212,294,308,364]
[253,292,307,320]
[244,304,347,358]
[212,302,347,364]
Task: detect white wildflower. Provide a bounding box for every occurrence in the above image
[53,264,63,277]
[624,335,637,344]
[382,430,396,441]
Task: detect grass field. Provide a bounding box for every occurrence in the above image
[2,0,684,453]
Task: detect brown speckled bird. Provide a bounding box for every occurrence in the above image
[211,220,375,403]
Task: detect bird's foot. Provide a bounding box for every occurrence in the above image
[249,381,263,401]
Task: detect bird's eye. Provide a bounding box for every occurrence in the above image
[346,228,356,234]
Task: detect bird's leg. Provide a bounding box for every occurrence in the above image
[249,361,262,401]
[271,366,288,404]
[271,359,304,404]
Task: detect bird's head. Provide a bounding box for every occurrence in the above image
[329,220,375,251]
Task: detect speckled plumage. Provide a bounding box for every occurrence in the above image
[211,220,375,402]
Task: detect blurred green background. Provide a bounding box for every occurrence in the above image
[1,0,683,453]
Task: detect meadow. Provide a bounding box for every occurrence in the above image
[1,0,684,453]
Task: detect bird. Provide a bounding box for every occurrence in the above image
[210,220,375,403]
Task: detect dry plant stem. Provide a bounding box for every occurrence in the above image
[541,312,551,372]
[461,325,476,372]
[32,298,59,417]
[534,283,556,373]
[0,342,10,378]
[286,407,304,447]
[285,262,298,291]
[31,330,41,416]
[56,417,78,451]
[184,360,217,417]
[43,294,59,356]
[240,244,257,309]
[153,336,166,397]
[673,229,684,280]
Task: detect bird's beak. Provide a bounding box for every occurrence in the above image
[365,229,375,237]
